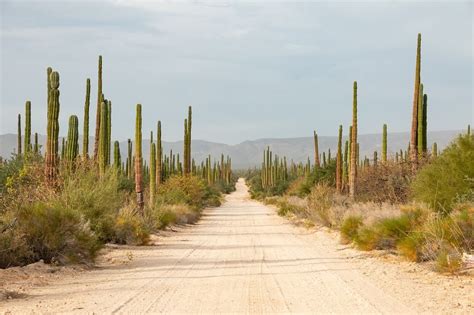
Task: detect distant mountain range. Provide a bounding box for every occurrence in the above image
[0,130,462,169]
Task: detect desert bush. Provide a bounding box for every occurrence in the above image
[356,161,412,204]
[157,175,207,209]
[340,216,363,244]
[295,162,336,197]
[17,202,101,264]
[354,207,425,251]
[113,206,149,245]
[58,165,127,242]
[411,134,474,214]
[306,183,336,227]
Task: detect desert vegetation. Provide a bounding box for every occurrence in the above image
[0,56,236,268]
[246,34,473,273]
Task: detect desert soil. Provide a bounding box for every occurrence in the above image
[1,178,472,314]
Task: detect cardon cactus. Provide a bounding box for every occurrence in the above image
[410,33,421,167]
[34,132,39,154]
[313,131,320,167]
[98,101,108,176]
[149,131,156,205]
[24,101,31,153]
[432,142,438,158]
[65,115,79,164]
[156,121,162,186]
[336,125,343,193]
[382,124,387,162]
[349,81,358,198]
[45,70,60,184]
[17,114,22,155]
[135,104,144,210]
[83,78,91,158]
[94,55,103,160]
[113,141,121,171]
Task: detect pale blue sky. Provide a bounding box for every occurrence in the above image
[1,0,472,144]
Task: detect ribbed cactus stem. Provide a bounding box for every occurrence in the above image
[98,101,108,176]
[343,140,349,185]
[65,115,79,164]
[422,94,428,153]
[417,84,424,155]
[382,124,387,162]
[61,138,65,160]
[467,125,471,136]
[24,101,31,153]
[156,121,162,185]
[17,114,22,155]
[113,141,121,171]
[127,139,132,179]
[410,33,421,167]
[336,125,343,193]
[150,131,156,205]
[83,78,91,159]
[313,131,320,167]
[34,133,39,154]
[135,104,144,210]
[432,142,438,158]
[45,71,60,184]
[349,81,358,198]
[94,55,103,161]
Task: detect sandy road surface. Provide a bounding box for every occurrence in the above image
[1,179,472,314]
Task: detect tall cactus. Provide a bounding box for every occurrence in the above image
[313,131,320,167]
[45,71,60,183]
[343,140,349,185]
[183,106,192,175]
[467,125,471,136]
[417,84,425,155]
[135,104,144,210]
[113,141,121,171]
[150,132,156,205]
[422,93,428,153]
[24,101,31,153]
[83,78,91,158]
[432,142,438,158]
[94,55,103,161]
[98,101,108,176]
[127,139,132,179]
[349,81,358,198]
[34,132,39,154]
[65,115,79,164]
[410,33,421,167]
[107,101,112,165]
[17,114,22,155]
[156,121,162,186]
[382,123,387,162]
[336,125,343,193]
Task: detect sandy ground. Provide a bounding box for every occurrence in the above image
[1,178,472,314]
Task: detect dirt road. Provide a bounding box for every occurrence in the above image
[1,179,472,314]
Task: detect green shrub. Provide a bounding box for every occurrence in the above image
[17,202,101,264]
[113,206,149,245]
[0,216,33,268]
[58,167,126,241]
[157,176,206,209]
[306,183,336,227]
[411,134,474,213]
[340,216,363,244]
[397,232,424,261]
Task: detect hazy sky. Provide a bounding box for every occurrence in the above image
[1,0,472,144]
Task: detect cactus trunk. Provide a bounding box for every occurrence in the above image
[24,101,31,153]
[45,71,60,184]
[349,81,358,198]
[83,78,91,159]
[93,55,102,161]
[410,34,421,168]
[382,124,387,162]
[65,115,79,165]
[17,114,22,155]
[135,104,144,210]
[336,125,343,193]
